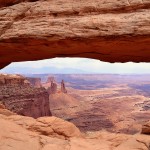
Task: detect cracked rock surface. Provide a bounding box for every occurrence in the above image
[0,0,150,68]
[0,105,150,150]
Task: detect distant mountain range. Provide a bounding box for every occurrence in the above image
[0,66,88,74]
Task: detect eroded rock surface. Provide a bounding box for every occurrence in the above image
[0,103,16,116]
[0,0,38,8]
[0,74,51,118]
[0,107,150,150]
[26,77,42,87]
[142,121,150,135]
[47,81,57,94]
[61,80,67,93]
[0,0,150,68]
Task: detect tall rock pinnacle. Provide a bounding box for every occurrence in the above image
[61,80,67,93]
[48,81,57,94]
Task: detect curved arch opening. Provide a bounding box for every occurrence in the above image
[0,58,150,134]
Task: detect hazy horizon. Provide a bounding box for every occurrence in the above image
[0,58,150,74]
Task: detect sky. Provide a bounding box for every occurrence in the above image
[0,58,150,74]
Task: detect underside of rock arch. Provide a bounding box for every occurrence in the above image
[0,0,150,69]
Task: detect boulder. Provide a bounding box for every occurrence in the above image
[0,110,150,150]
[37,116,81,138]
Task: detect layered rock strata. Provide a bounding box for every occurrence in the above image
[0,74,51,118]
[0,0,150,69]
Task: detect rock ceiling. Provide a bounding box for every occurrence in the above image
[0,0,150,69]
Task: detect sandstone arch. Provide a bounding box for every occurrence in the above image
[0,0,150,69]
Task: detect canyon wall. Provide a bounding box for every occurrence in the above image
[26,77,42,87]
[0,0,150,69]
[0,74,51,118]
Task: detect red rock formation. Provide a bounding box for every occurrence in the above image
[0,109,150,150]
[26,77,42,87]
[0,103,5,109]
[0,74,51,118]
[0,74,30,86]
[46,77,55,83]
[0,0,38,8]
[61,80,67,93]
[0,0,150,69]
[141,121,150,135]
[47,81,57,94]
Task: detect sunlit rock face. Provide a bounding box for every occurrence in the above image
[0,74,30,85]
[0,0,150,69]
[0,74,51,118]
[142,121,150,135]
[0,106,150,150]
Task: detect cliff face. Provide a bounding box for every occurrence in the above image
[0,0,150,69]
[0,74,30,85]
[0,74,51,118]
[26,77,42,87]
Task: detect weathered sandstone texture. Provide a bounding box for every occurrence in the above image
[47,79,67,94]
[0,103,16,116]
[0,74,30,85]
[142,121,150,135]
[0,74,51,118]
[0,106,150,150]
[0,0,38,8]
[0,0,150,68]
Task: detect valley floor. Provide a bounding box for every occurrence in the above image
[50,85,150,134]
